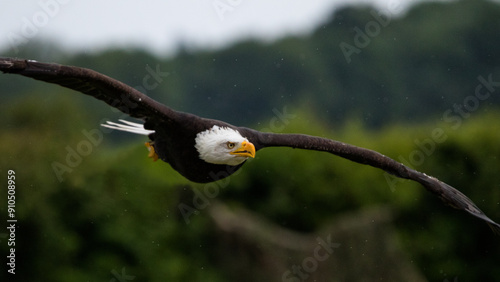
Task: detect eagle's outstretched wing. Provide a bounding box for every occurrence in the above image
[252,131,500,234]
[0,57,179,121]
[2,57,499,233]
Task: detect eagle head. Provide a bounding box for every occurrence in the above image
[195,125,256,166]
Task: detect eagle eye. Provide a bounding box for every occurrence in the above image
[226,142,236,149]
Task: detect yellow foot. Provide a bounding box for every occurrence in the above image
[145,142,159,162]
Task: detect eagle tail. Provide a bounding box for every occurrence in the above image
[101,120,154,135]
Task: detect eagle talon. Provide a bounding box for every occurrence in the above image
[145,142,159,162]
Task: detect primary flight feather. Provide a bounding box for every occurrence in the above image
[1,57,499,233]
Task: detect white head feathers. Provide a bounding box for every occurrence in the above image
[195,125,255,166]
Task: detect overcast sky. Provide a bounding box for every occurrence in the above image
[1,0,440,57]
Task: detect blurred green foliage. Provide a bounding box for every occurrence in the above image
[3,0,500,129]
[2,0,500,281]
[1,96,499,281]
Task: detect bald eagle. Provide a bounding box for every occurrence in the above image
[1,57,499,233]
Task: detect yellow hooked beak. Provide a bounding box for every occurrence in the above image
[230,140,256,158]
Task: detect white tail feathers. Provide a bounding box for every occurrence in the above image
[101,119,154,135]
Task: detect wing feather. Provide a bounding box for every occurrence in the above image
[254,132,500,234]
[0,57,179,121]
